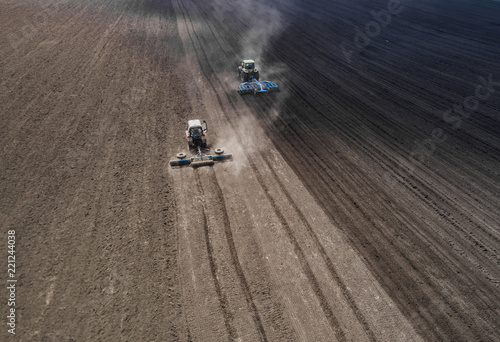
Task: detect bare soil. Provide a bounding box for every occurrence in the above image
[1,0,499,341]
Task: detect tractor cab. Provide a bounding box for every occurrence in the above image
[170,119,233,167]
[187,119,207,134]
[238,59,259,82]
[242,60,255,71]
[186,119,208,148]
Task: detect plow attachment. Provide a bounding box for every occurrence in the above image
[170,151,233,168]
[238,78,279,95]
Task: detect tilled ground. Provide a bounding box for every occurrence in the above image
[1,0,499,341]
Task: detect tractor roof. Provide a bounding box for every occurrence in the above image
[243,59,255,63]
[188,119,202,129]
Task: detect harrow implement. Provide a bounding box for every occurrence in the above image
[238,78,279,95]
[169,148,232,168]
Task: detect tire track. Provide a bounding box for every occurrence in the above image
[260,152,378,342]
[246,152,347,341]
[193,169,238,341]
[203,168,269,342]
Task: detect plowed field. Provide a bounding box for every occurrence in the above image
[1,0,499,341]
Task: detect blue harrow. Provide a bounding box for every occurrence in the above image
[238,78,279,95]
[170,148,232,168]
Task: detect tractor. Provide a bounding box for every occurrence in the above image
[237,60,259,82]
[186,119,208,149]
[236,59,279,95]
[170,119,232,167]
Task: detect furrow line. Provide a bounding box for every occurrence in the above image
[206,168,269,342]
[260,152,378,342]
[193,169,238,341]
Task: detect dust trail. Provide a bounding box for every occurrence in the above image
[207,0,293,95]
[213,114,264,176]
[209,0,289,65]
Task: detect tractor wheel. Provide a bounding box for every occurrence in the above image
[242,72,249,82]
[201,142,207,148]
[254,71,259,81]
